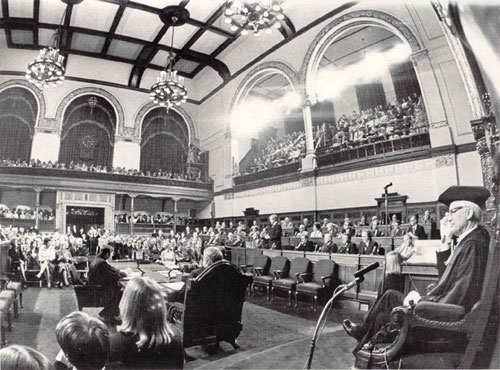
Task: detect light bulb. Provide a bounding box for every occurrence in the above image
[241,29,248,36]
[224,17,232,24]
[230,25,238,31]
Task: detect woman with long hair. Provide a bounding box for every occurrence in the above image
[108,276,184,369]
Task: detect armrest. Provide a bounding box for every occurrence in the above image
[297,272,313,283]
[414,301,465,322]
[321,276,333,287]
[254,267,264,276]
[273,270,283,279]
[239,264,253,273]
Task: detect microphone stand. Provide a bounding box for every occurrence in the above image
[306,276,364,369]
[384,186,390,236]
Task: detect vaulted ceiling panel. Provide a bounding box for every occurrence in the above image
[71,32,106,54]
[71,1,119,32]
[132,0,181,9]
[185,0,225,22]
[39,0,66,25]
[107,39,143,60]
[8,0,33,18]
[190,30,227,54]
[150,49,171,68]
[38,28,55,47]
[10,29,33,45]
[159,23,198,49]
[173,59,199,74]
[115,8,163,41]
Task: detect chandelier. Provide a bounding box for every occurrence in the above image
[150,6,189,110]
[223,0,285,37]
[25,0,83,88]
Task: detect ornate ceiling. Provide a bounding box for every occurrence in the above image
[0,0,357,100]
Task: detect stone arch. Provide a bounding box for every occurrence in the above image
[134,102,197,145]
[0,79,46,127]
[229,61,301,122]
[55,87,125,136]
[300,9,423,102]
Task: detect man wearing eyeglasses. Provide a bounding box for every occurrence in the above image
[342,185,491,346]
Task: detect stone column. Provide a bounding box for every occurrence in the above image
[301,97,317,173]
[34,187,43,230]
[411,49,453,148]
[129,194,136,235]
[172,197,181,234]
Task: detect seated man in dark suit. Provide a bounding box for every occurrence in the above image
[88,246,126,325]
[343,186,490,348]
[337,233,358,254]
[295,234,315,252]
[407,215,426,239]
[318,233,338,253]
[359,230,381,255]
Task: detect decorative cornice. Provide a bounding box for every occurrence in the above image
[434,153,455,168]
[0,79,47,127]
[133,102,197,144]
[55,87,125,135]
[429,120,448,129]
[301,9,423,96]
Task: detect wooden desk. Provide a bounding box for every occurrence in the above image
[402,251,438,295]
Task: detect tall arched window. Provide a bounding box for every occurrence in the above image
[140,108,189,174]
[59,95,116,168]
[0,87,38,161]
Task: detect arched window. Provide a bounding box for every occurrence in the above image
[140,108,189,174]
[0,87,38,161]
[59,95,116,168]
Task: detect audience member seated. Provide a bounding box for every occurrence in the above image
[295,234,315,252]
[337,233,358,254]
[54,311,109,370]
[239,131,306,175]
[341,218,356,237]
[407,214,426,239]
[390,219,404,237]
[88,246,127,325]
[0,158,208,183]
[317,233,337,253]
[369,216,385,237]
[342,186,490,351]
[315,95,428,153]
[295,224,308,238]
[0,345,54,370]
[359,230,381,255]
[109,277,184,369]
[309,223,323,238]
[358,214,369,226]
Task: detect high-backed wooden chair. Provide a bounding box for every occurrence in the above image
[295,259,338,312]
[167,260,252,350]
[354,227,499,369]
[271,257,311,305]
[253,256,289,300]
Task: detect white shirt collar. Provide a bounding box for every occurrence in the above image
[456,225,478,246]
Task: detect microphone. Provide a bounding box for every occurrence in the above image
[384,182,393,190]
[354,262,380,279]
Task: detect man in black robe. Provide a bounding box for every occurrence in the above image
[343,185,490,344]
[88,246,126,325]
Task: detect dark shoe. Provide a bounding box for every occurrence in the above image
[342,319,365,341]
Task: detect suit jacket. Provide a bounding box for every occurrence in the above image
[269,222,282,249]
[319,241,338,254]
[295,240,315,252]
[359,241,380,255]
[408,224,426,239]
[337,242,358,254]
[370,227,385,237]
[342,227,356,238]
[88,256,124,289]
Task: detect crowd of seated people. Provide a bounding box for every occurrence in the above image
[114,213,194,227]
[0,207,54,221]
[314,94,428,152]
[0,158,208,183]
[241,131,306,175]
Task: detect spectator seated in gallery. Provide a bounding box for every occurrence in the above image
[358,230,382,255]
[337,233,358,254]
[309,223,323,238]
[295,234,315,252]
[368,216,385,237]
[341,218,356,237]
[317,233,338,253]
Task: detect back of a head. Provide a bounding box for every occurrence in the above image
[203,246,223,268]
[118,277,172,351]
[0,345,54,370]
[55,311,109,370]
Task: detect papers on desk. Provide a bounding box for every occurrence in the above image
[122,268,142,280]
[160,282,185,291]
